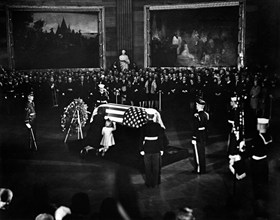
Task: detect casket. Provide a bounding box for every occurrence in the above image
[90,103,165,129]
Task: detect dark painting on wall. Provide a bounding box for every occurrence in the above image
[11,11,100,70]
[149,6,239,67]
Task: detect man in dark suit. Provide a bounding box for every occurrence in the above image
[139,109,164,188]
[65,77,77,105]
[77,75,89,101]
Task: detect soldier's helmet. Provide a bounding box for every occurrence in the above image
[196,98,206,106]
[257,118,269,133]
[28,91,34,97]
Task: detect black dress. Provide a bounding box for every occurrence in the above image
[84,113,105,148]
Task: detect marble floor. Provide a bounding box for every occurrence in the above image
[1,100,280,220]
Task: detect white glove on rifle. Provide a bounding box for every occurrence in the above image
[26,123,31,129]
[140,151,145,156]
[239,140,246,152]
[191,140,197,145]
[160,151,164,156]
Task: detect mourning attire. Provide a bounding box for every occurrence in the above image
[84,108,106,149]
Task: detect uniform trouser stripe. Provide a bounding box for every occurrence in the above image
[193,143,200,173]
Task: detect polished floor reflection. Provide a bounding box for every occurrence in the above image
[1,101,280,220]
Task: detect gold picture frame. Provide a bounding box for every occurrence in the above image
[6,5,106,70]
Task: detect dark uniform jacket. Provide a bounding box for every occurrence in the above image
[192,110,209,143]
[96,91,109,105]
[246,132,272,159]
[227,106,243,155]
[25,101,36,124]
[139,121,164,154]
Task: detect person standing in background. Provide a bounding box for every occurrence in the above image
[25,91,37,151]
[247,118,272,201]
[191,98,209,174]
[250,78,261,116]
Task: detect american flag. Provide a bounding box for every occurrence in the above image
[90,103,148,128]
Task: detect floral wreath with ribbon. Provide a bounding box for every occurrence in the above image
[61,98,89,133]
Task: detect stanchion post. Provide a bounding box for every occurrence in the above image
[159,90,162,111]
[269,95,273,120]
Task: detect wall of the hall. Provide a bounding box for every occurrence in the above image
[0,0,118,69]
[133,0,280,71]
[0,0,279,71]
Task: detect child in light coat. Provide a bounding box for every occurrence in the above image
[100,118,116,156]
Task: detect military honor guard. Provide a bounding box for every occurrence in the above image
[25,91,38,151]
[227,95,247,180]
[139,109,164,188]
[96,84,109,106]
[191,98,209,174]
[247,118,272,200]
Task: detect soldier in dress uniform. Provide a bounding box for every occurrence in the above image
[227,95,247,180]
[247,118,272,200]
[139,109,164,188]
[96,84,109,107]
[25,91,37,151]
[227,96,242,156]
[191,98,209,174]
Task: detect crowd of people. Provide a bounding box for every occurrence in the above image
[0,181,196,220]
[0,64,279,220]
[0,65,278,120]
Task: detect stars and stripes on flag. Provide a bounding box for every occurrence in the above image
[122,106,147,128]
[90,103,166,129]
[91,103,148,128]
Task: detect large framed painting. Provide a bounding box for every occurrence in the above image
[6,6,105,70]
[144,1,246,68]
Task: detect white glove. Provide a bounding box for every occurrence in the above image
[234,131,240,140]
[160,151,164,156]
[191,140,197,145]
[140,151,145,156]
[26,123,31,129]
[239,140,246,152]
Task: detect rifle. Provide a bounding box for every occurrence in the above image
[30,127,38,151]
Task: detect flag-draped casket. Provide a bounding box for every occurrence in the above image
[90,103,165,129]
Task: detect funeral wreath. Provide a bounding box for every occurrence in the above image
[61,98,89,133]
